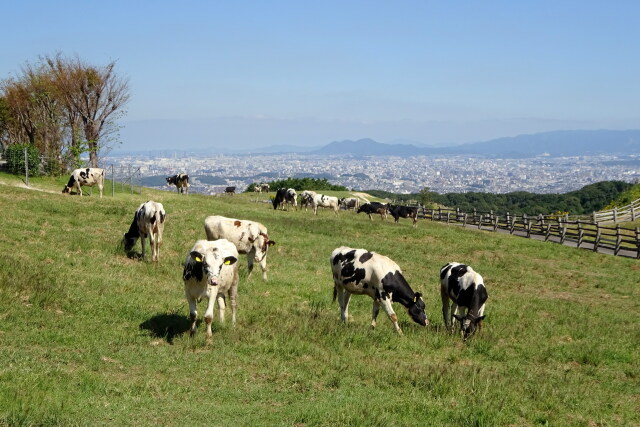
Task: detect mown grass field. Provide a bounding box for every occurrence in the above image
[0,172,638,426]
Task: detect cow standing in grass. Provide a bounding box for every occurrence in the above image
[330,246,428,334]
[62,168,105,197]
[166,174,189,194]
[183,239,239,339]
[357,202,388,221]
[440,262,488,340]
[309,193,339,216]
[123,200,166,262]
[204,215,276,281]
[339,197,361,211]
[388,204,419,227]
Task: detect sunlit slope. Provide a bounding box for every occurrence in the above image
[0,174,638,426]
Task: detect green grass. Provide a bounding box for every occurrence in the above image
[1,172,639,426]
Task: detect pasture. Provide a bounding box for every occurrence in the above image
[0,172,638,426]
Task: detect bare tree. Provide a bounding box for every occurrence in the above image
[46,54,129,167]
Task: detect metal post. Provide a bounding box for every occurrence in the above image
[111,164,115,197]
[24,147,29,186]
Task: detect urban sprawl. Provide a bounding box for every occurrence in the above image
[107,153,640,196]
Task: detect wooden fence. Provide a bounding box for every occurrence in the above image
[419,206,640,259]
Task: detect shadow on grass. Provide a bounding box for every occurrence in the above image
[140,312,191,344]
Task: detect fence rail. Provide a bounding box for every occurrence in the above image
[420,206,640,259]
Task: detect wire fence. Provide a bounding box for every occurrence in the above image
[1,147,142,195]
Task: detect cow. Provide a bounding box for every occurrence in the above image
[224,186,236,195]
[166,174,189,194]
[253,183,262,193]
[357,202,388,221]
[338,197,361,211]
[260,183,270,193]
[123,200,166,262]
[62,168,105,198]
[388,204,419,227]
[285,188,297,210]
[309,193,339,216]
[300,190,317,211]
[272,188,287,210]
[330,246,428,334]
[440,262,488,340]
[183,239,239,339]
[204,215,276,281]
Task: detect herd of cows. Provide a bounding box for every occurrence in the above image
[60,168,488,341]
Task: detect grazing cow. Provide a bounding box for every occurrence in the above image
[440,262,488,340]
[388,204,419,227]
[204,215,276,281]
[224,186,236,195]
[309,193,339,216]
[183,239,239,338]
[62,168,105,198]
[166,174,189,194]
[357,202,388,221]
[253,183,262,193]
[272,188,287,210]
[330,246,428,334]
[300,190,317,211]
[338,197,361,211]
[260,183,270,193]
[123,200,166,262]
[285,188,297,210]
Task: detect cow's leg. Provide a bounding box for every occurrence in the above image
[140,234,147,259]
[216,292,226,323]
[247,250,255,278]
[370,300,381,329]
[451,303,461,331]
[204,291,217,339]
[229,276,238,326]
[76,183,83,196]
[149,233,158,262]
[379,296,402,334]
[440,288,451,329]
[186,293,198,337]
[338,290,351,323]
[259,255,268,281]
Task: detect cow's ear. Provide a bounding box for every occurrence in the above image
[476,315,486,322]
[223,256,237,266]
[190,251,204,263]
[413,292,422,302]
[268,240,276,246]
[452,314,463,321]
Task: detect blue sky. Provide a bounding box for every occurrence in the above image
[3,1,639,151]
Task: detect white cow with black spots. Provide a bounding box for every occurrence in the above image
[123,200,166,262]
[183,239,239,339]
[330,246,428,334]
[310,193,339,216]
[62,168,105,197]
[440,262,488,340]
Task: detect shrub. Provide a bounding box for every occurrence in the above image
[4,144,41,176]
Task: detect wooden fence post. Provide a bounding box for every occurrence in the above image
[636,227,640,259]
[614,225,622,256]
[631,205,636,222]
[493,215,499,231]
[593,224,601,252]
[463,213,468,227]
[577,220,583,248]
[545,223,551,241]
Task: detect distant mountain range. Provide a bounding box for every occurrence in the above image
[307,130,640,158]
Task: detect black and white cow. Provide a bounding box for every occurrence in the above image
[285,188,297,210]
[183,239,239,339]
[388,205,419,227]
[62,168,105,198]
[300,190,317,211]
[440,262,488,340]
[330,246,428,334]
[272,188,288,210]
[260,183,270,193]
[123,200,166,262]
[309,193,339,216]
[204,215,276,281]
[166,174,189,194]
[338,197,361,211]
[357,202,388,221]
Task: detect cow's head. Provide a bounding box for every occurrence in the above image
[62,186,70,194]
[189,249,237,286]
[453,313,485,340]
[407,292,429,326]
[250,232,275,262]
[123,232,138,252]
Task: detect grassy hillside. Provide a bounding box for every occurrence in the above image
[0,172,638,426]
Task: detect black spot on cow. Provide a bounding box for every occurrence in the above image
[440,263,454,280]
[359,252,373,263]
[183,261,204,282]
